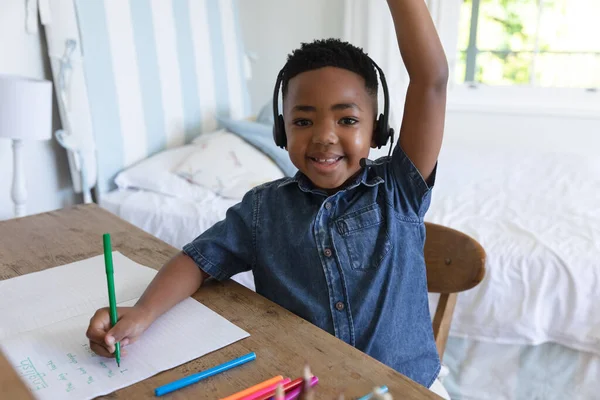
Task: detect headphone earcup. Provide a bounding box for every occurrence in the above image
[374,113,389,148]
[273,114,287,148]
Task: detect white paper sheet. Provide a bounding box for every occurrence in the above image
[0,252,250,399]
[0,252,157,341]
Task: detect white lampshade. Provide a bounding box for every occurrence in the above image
[0,75,53,141]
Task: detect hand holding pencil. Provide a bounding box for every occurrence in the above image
[86,305,152,358]
[86,233,154,361]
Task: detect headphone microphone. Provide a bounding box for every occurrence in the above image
[359,156,391,169]
[360,158,374,168]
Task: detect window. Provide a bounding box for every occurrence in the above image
[455,0,600,89]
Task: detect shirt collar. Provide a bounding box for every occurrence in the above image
[277,167,384,195]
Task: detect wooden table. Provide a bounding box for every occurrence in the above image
[0,204,441,399]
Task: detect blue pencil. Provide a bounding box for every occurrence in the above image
[155,352,256,396]
[357,385,389,400]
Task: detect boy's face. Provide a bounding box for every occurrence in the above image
[283,67,376,192]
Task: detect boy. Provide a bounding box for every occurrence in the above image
[86,0,448,393]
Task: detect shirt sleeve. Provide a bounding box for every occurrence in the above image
[182,189,255,281]
[377,143,437,219]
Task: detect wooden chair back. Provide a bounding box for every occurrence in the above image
[424,222,486,360]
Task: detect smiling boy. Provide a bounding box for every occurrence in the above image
[86,0,448,392]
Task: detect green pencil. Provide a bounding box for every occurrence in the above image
[102,233,121,367]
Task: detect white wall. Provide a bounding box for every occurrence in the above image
[0,2,76,220]
[238,0,346,114]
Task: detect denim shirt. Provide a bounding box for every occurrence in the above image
[183,144,441,387]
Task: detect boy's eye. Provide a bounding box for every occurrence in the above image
[340,117,358,125]
[293,119,312,127]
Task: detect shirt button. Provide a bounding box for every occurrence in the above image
[324,248,332,257]
[325,202,332,210]
[335,301,345,311]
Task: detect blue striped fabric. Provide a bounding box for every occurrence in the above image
[129,0,167,157]
[171,0,203,144]
[75,0,124,194]
[206,1,230,118]
[74,0,250,193]
[232,3,251,116]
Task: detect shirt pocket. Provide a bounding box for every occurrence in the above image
[335,204,392,271]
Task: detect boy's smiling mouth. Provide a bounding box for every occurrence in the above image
[309,156,343,164]
[306,152,345,172]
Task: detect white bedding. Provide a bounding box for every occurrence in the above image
[426,143,600,355]
[100,188,256,291]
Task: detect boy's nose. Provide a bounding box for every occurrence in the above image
[311,122,338,145]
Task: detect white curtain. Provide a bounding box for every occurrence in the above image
[342,0,461,132]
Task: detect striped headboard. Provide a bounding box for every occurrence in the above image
[43,0,251,196]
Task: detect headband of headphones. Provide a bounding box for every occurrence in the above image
[272,57,393,149]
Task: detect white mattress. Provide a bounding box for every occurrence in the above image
[426,143,600,355]
[100,188,256,290]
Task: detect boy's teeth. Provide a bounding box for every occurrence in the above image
[313,157,341,164]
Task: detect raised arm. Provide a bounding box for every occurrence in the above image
[387,0,449,183]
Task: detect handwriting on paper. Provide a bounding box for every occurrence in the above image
[67,353,78,364]
[16,354,103,395]
[0,252,249,400]
[16,358,48,391]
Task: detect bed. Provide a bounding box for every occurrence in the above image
[101,132,600,400]
[41,0,598,397]
[95,128,600,357]
[425,140,600,355]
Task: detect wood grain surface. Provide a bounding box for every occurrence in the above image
[0,204,441,399]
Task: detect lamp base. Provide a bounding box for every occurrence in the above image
[14,204,26,218]
[11,139,27,218]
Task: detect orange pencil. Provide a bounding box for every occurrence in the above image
[251,377,305,400]
[240,378,292,400]
[220,376,285,400]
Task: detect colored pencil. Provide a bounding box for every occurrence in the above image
[239,378,292,400]
[251,377,303,400]
[282,376,319,400]
[220,375,285,400]
[154,352,256,396]
[356,385,389,400]
[274,384,285,400]
[102,233,120,367]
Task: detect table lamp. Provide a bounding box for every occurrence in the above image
[0,75,53,218]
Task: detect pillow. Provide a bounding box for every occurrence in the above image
[191,128,228,145]
[215,116,297,177]
[255,98,280,126]
[176,130,285,199]
[114,145,215,200]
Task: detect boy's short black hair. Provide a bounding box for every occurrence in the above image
[281,38,378,100]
